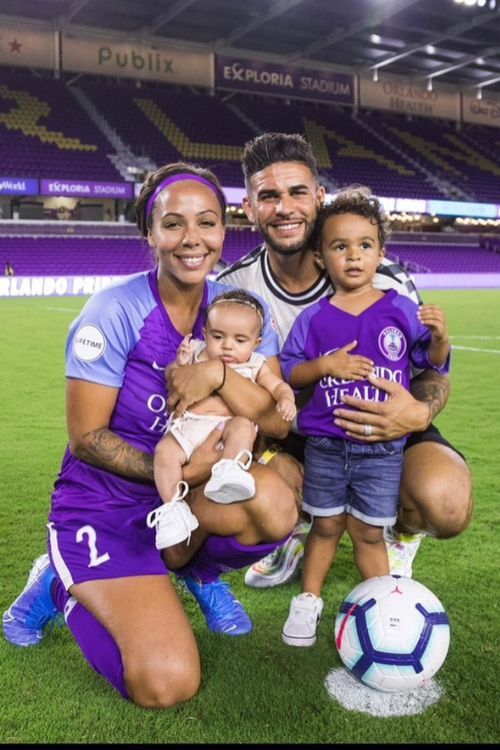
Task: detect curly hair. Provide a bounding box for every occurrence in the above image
[313,184,391,250]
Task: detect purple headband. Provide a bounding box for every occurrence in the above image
[145,173,226,223]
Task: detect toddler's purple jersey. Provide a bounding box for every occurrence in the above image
[50,269,280,515]
[280,290,450,441]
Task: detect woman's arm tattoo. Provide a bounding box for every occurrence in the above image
[410,370,450,422]
[76,427,155,482]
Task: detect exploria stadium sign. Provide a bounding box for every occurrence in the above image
[40,180,134,199]
[216,55,354,105]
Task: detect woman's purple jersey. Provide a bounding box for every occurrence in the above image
[280,290,450,443]
[50,269,280,516]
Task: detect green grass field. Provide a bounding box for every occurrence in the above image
[1,290,499,744]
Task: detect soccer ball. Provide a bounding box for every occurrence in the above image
[334,575,450,692]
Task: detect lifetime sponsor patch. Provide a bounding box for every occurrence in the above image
[378,326,407,362]
[73,325,106,362]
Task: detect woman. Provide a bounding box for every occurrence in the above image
[3,162,297,708]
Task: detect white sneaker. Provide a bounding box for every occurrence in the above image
[147,482,199,549]
[205,449,255,504]
[282,592,324,647]
[384,527,425,578]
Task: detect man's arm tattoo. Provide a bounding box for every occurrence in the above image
[410,370,450,422]
[76,427,155,482]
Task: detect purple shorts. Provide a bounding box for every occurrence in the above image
[47,497,167,591]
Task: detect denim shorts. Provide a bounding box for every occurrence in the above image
[274,422,464,465]
[302,436,403,527]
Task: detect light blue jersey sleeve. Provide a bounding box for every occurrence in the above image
[66,273,155,387]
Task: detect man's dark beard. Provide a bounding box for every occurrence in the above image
[261,223,315,257]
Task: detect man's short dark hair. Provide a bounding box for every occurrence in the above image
[242,132,320,188]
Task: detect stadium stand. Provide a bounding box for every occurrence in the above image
[228,97,445,199]
[2,68,500,202]
[0,222,261,274]
[0,71,122,181]
[2,220,498,276]
[77,79,252,185]
[2,236,151,276]
[387,244,500,273]
[1,69,500,282]
[362,110,500,204]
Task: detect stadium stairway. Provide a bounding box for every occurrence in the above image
[354,114,470,201]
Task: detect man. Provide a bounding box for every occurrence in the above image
[217,132,472,587]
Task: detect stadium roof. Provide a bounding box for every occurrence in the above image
[2,0,500,94]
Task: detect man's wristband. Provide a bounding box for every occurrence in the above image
[214,360,226,394]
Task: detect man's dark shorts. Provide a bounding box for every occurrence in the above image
[405,423,466,461]
[274,423,466,465]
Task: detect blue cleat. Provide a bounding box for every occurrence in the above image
[3,554,59,647]
[182,576,253,636]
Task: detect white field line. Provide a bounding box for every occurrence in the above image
[45,306,81,312]
[452,345,500,354]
